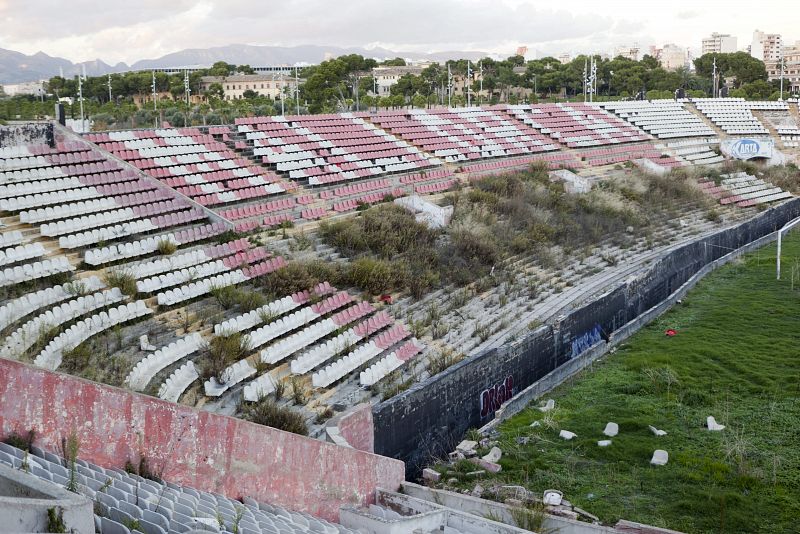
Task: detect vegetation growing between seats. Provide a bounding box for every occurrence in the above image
[238,396,309,436]
[312,163,714,298]
[429,231,800,533]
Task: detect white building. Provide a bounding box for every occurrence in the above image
[650,44,687,71]
[614,44,640,61]
[370,66,426,96]
[198,75,299,101]
[768,41,800,93]
[751,30,783,63]
[701,33,738,55]
[1,81,46,97]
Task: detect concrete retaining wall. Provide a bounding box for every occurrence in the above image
[0,358,404,521]
[374,199,800,475]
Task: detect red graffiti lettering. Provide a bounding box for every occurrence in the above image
[479,376,514,418]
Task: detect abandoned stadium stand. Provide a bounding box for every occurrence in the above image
[597,100,723,165]
[698,171,793,208]
[597,100,717,139]
[691,98,780,136]
[371,107,561,163]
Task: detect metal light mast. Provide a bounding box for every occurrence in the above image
[447,64,453,107]
[184,70,191,105]
[107,74,112,102]
[467,60,472,107]
[780,54,786,101]
[479,60,483,105]
[295,67,300,115]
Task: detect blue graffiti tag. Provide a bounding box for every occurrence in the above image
[571,323,603,358]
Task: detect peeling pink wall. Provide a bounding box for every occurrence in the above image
[0,358,404,521]
[332,403,375,453]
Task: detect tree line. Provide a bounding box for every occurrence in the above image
[0,51,788,128]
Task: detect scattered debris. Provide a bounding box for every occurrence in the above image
[651,450,669,466]
[559,430,577,440]
[543,489,563,506]
[530,420,541,428]
[649,425,668,437]
[603,422,619,437]
[139,334,156,352]
[597,440,612,447]
[482,446,502,463]
[422,468,440,483]
[471,484,484,498]
[468,457,501,473]
[456,440,479,456]
[665,329,677,336]
[539,399,555,412]
[515,436,531,445]
[707,416,725,431]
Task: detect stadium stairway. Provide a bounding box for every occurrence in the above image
[751,109,789,149]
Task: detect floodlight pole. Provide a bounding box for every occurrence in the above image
[779,55,785,100]
[479,61,483,105]
[78,75,85,132]
[295,67,300,115]
[467,60,472,107]
[447,64,453,107]
[107,74,112,103]
[776,216,800,279]
[279,72,285,116]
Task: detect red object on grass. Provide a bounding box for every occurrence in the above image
[665,329,677,336]
[380,294,393,304]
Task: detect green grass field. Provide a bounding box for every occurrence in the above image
[434,230,800,533]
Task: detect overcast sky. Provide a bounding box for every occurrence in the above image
[0,0,796,64]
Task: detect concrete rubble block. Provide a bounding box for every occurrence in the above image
[530,421,541,428]
[455,440,478,456]
[448,451,465,462]
[468,457,501,473]
[539,399,555,412]
[597,440,612,447]
[707,416,725,431]
[559,430,577,440]
[471,484,484,498]
[139,334,156,352]
[481,446,502,463]
[466,470,485,478]
[603,422,619,437]
[651,450,669,466]
[543,489,563,506]
[422,468,440,483]
[649,425,668,437]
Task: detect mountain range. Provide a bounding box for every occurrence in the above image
[0,44,490,85]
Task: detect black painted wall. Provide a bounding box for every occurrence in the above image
[374,198,800,476]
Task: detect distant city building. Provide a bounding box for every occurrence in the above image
[701,33,738,55]
[2,80,46,97]
[614,44,640,61]
[198,74,300,101]
[751,30,783,63]
[649,44,687,71]
[767,41,800,93]
[370,65,426,96]
[557,53,572,65]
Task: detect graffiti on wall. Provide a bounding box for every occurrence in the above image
[479,375,514,419]
[571,323,603,358]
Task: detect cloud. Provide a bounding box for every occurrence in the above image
[0,0,794,64]
[676,10,700,20]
